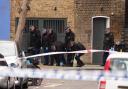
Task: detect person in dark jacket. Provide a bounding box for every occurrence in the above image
[114,41,121,52]
[102,28,114,66]
[47,28,58,65]
[64,27,75,67]
[120,40,126,52]
[64,27,75,49]
[30,25,41,54]
[50,41,66,66]
[41,29,50,65]
[70,41,85,67]
[103,28,114,50]
[114,40,126,52]
[48,28,57,47]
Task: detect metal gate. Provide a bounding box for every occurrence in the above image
[15,18,66,50]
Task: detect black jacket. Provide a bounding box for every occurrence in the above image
[103,32,114,49]
[41,32,49,48]
[71,42,86,56]
[42,31,57,48]
[48,31,57,46]
[30,30,41,48]
[65,31,75,45]
[115,42,126,52]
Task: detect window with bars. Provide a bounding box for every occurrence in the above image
[43,19,65,33]
[15,18,66,33]
[15,18,67,49]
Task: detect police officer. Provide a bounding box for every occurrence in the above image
[103,28,114,50]
[52,41,66,66]
[115,40,126,52]
[48,28,57,65]
[102,28,114,66]
[70,41,85,67]
[41,28,49,65]
[30,25,41,54]
[64,27,75,66]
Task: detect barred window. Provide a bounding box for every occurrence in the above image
[15,18,67,49]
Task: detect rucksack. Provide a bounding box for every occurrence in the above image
[77,42,86,50]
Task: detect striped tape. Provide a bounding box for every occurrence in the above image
[24,49,116,59]
[1,49,125,81]
[0,67,127,81]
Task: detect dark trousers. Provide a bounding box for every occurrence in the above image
[50,54,60,66]
[60,54,66,65]
[43,47,49,65]
[102,52,109,66]
[66,54,74,67]
[34,48,40,54]
[75,55,84,67]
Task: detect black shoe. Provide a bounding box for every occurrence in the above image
[77,64,85,67]
[43,63,48,65]
[101,64,104,66]
[48,64,53,66]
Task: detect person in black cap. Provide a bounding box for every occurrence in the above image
[102,28,114,66]
[30,25,41,54]
[69,41,85,67]
[64,27,75,49]
[64,27,75,66]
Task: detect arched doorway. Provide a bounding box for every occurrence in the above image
[92,16,110,65]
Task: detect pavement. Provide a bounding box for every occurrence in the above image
[39,64,104,70]
[28,64,101,89]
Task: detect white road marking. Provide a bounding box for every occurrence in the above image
[43,83,62,88]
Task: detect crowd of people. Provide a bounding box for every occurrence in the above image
[28,25,126,67]
[29,25,85,67]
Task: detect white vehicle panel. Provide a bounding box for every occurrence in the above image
[99,52,128,89]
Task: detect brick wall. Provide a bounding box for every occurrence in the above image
[75,0,125,63]
[10,0,75,39]
[11,0,125,64]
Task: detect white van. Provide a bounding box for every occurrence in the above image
[0,40,28,89]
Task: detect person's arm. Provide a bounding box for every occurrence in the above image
[109,32,114,47]
[70,32,75,41]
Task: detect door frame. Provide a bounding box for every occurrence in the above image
[91,16,110,64]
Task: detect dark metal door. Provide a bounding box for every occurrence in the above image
[92,17,106,65]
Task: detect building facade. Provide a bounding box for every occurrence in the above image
[11,0,125,64]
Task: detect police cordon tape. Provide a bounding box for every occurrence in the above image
[0,67,128,81]
[1,49,125,81]
[23,49,116,59]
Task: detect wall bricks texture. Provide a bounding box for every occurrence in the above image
[11,0,125,64]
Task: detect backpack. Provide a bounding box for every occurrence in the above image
[75,42,86,56]
[77,42,86,50]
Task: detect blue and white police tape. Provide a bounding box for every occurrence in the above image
[0,67,127,81]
